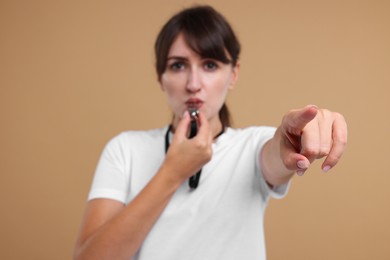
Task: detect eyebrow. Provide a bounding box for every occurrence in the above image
[166,56,188,61]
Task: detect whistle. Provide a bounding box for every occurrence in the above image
[188,108,199,139]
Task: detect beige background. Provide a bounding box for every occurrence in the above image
[1,0,389,259]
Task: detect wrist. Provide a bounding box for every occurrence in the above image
[261,128,294,186]
[157,162,187,190]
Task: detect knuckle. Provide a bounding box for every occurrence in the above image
[302,146,319,158]
[205,149,212,160]
[282,110,294,124]
[333,111,345,121]
[200,149,212,164]
[195,140,212,160]
[338,137,348,147]
[195,140,207,149]
[319,108,331,118]
[281,114,289,130]
[318,145,330,158]
[334,132,348,147]
[285,109,295,117]
[326,154,340,166]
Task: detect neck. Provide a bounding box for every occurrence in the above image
[209,119,224,140]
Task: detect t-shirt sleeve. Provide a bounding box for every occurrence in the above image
[254,127,291,201]
[87,133,130,203]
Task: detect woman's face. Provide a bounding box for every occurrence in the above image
[160,33,239,128]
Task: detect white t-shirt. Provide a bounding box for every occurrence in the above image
[88,126,289,260]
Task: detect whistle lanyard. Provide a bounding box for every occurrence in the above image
[164,125,224,189]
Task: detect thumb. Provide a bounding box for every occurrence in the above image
[281,105,318,136]
[281,135,311,176]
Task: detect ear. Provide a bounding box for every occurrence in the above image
[228,61,240,90]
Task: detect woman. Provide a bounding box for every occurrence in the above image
[74,5,347,260]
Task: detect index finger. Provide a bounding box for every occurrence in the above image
[282,105,318,136]
[173,111,191,140]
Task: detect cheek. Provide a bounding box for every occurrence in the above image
[206,74,231,97]
[160,73,186,93]
[160,74,186,112]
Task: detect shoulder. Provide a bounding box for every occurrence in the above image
[103,126,168,152]
[109,126,167,143]
[214,126,276,151]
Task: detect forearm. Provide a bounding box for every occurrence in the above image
[74,164,182,260]
[260,127,295,187]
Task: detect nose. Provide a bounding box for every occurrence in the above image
[186,68,201,93]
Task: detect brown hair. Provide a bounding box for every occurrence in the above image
[155,5,241,127]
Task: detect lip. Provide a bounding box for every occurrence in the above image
[185,98,203,109]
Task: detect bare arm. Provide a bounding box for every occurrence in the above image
[74,111,213,259]
[260,105,348,187]
[74,166,182,260]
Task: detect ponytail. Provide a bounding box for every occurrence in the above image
[219,103,232,127]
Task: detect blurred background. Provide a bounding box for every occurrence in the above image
[1,0,389,259]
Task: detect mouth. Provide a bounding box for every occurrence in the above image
[185,98,203,109]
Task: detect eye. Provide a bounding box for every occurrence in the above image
[204,60,218,71]
[169,61,186,71]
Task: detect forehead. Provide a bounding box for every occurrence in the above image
[167,33,199,58]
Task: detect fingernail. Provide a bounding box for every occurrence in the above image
[297,160,309,169]
[296,170,305,176]
[322,165,331,173]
